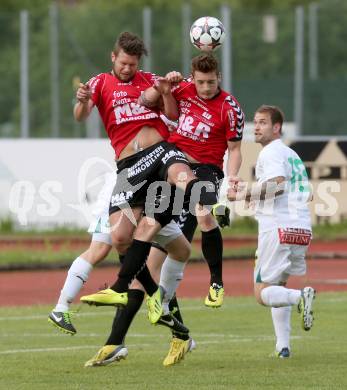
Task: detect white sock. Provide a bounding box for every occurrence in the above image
[54,257,93,312]
[159,257,186,314]
[261,286,301,307]
[271,306,292,351]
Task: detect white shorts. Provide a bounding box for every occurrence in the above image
[88,171,117,235]
[91,232,113,246]
[152,220,182,248]
[89,214,182,248]
[254,229,309,285]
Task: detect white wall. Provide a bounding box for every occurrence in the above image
[0,139,115,229]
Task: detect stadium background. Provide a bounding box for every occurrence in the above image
[0,0,346,139]
[0,1,347,388]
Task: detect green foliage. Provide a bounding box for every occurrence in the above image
[0,217,15,233]
[313,219,347,239]
[0,1,346,135]
[0,244,256,268]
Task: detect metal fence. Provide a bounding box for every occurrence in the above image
[0,1,346,139]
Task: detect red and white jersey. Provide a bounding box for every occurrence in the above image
[168,80,244,169]
[87,71,169,158]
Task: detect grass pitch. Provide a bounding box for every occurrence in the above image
[1,293,346,389]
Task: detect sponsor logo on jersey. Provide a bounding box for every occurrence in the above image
[202,111,212,120]
[114,102,158,125]
[110,191,134,207]
[127,145,165,178]
[161,149,187,164]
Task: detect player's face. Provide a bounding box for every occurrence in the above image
[111,50,139,82]
[193,71,220,100]
[253,112,280,146]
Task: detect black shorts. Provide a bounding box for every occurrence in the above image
[178,163,224,242]
[109,141,190,216]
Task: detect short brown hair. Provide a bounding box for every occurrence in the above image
[255,105,284,133]
[191,53,219,75]
[113,32,148,58]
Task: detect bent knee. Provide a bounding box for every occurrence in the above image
[111,234,132,254]
[254,285,266,306]
[166,240,191,262]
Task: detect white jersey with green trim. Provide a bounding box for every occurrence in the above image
[254,139,312,233]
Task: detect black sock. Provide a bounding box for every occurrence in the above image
[105,289,145,346]
[169,295,189,341]
[119,254,125,264]
[136,265,158,296]
[201,227,223,286]
[110,239,152,293]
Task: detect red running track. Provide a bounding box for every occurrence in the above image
[0,259,346,307]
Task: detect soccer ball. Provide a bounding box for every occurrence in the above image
[190,16,226,51]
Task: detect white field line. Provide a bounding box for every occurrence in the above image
[0,333,304,341]
[0,336,305,355]
[0,303,252,321]
[0,294,345,321]
[1,294,345,322]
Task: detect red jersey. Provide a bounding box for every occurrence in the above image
[168,80,244,169]
[87,71,169,158]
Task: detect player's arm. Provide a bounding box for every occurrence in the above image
[139,72,183,120]
[226,140,242,181]
[158,78,179,121]
[73,83,93,122]
[139,87,161,108]
[228,176,285,202]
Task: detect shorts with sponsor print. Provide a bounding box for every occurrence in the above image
[177,163,224,242]
[254,228,311,285]
[109,141,189,218]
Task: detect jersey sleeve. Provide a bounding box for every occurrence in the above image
[258,148,287,183]
[140,71,160,87]
[223,96,245,142]
[86,73,105,107]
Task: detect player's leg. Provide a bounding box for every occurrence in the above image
[148,221,196,366]
[157,236,197,366]
[271,305,292,358]
[254,230,315,357]
[197,209,225,307]
[194,164,225,307]
[84,227,191,367]
[80,214,163,307]
[48,235,112,335]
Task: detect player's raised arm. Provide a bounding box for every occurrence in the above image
[139,71,183,120]
[155,77,179,121]
[73,83,93,122]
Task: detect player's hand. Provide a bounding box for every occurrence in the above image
[76,83,91,103]
[227,187,238,201]
[229,175,241,188]
[154,77,172,95]
[227,178,247,201]
[165,71,183,84]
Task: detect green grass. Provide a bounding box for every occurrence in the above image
[0,248,117,268]
[2,217,347,240]
[0,245,256,269]
[1,293,346,389]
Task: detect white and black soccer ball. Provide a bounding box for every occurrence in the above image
[190,16,226,51]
